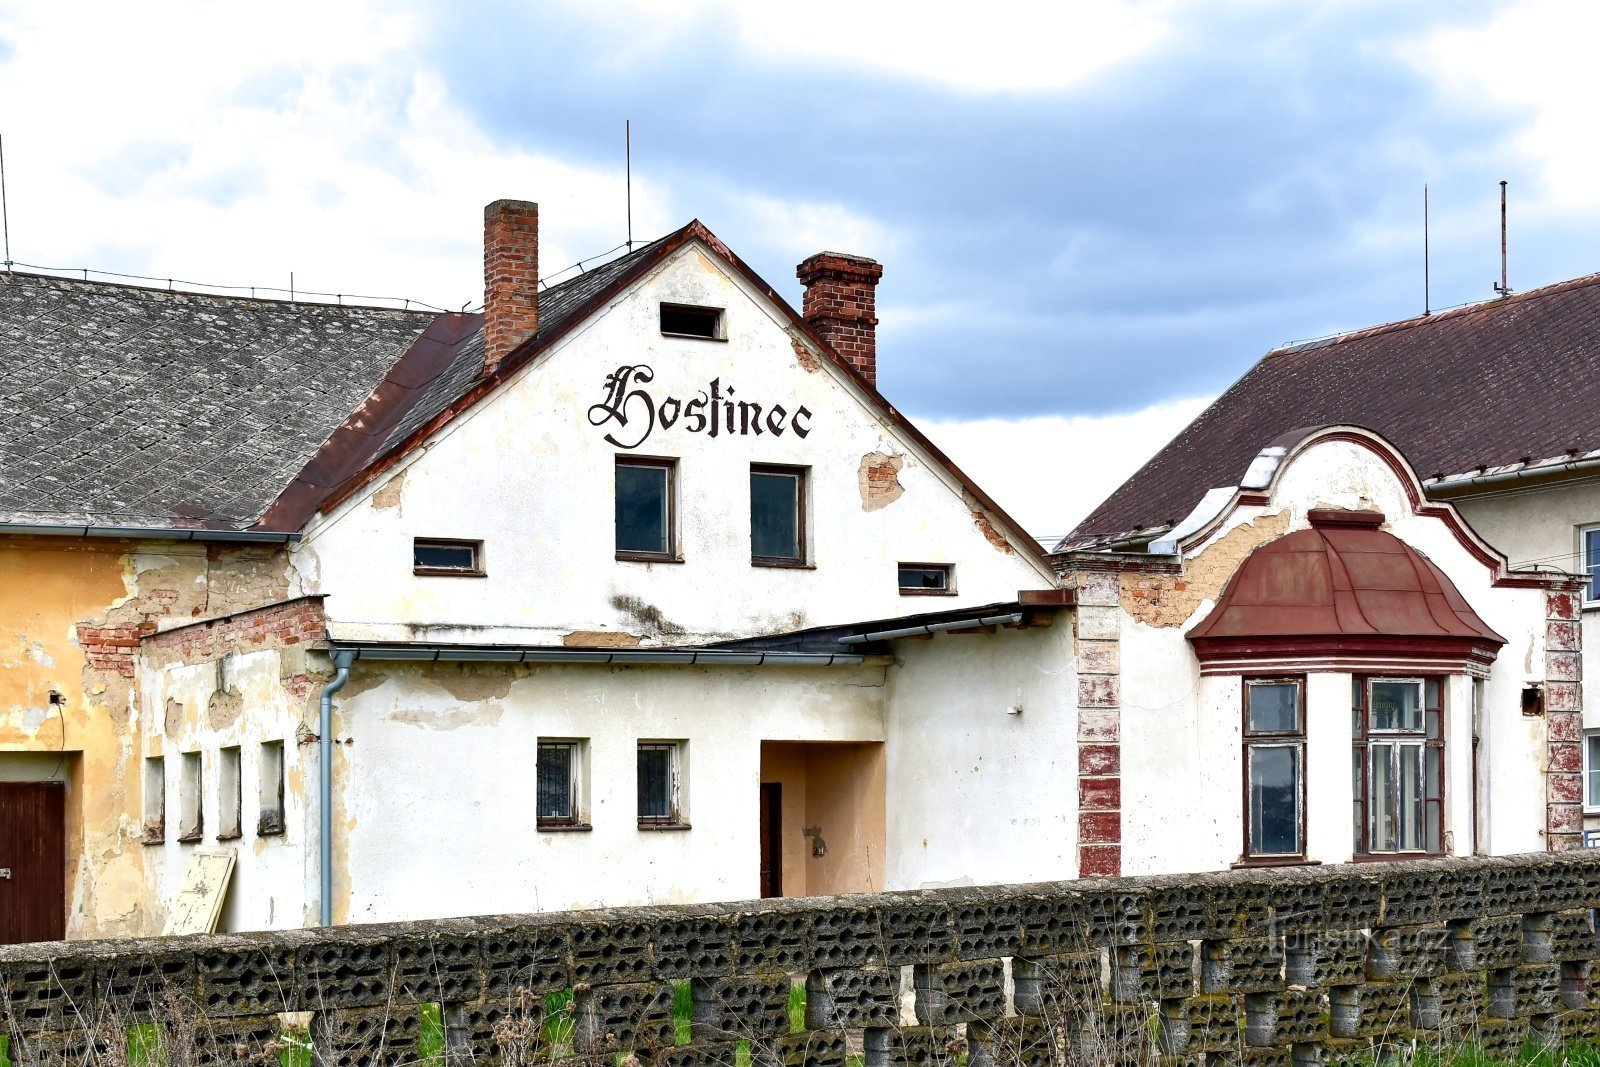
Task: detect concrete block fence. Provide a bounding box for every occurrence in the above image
[5,853,1600,1065]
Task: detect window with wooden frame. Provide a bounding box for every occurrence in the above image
[616,457,678,561]
[637,741,687,829]
[659,303,725,340]
[750,464,806,566]
[898,562,954,596]
[1241,678,1305,862]
[1352,676,1444,857]
[1582,525,1600,604]
[413,538,484,576]
[537,740,589,830]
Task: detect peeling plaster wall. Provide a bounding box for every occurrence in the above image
[1453,480,1600,730]
[138,646,320,934]
[882,623,1078,890]
[0,538,298,938]
[1116,438,1555,872]
[297,242,1049,646]
[325,661,886,924]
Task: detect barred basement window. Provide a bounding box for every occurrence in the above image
[142,756,165,844]
[638,741,687,829]
[537,740,588,829]
[413,538,484,576]
[1242,678,1304,862]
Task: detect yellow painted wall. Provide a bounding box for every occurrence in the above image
[760,740,886,898]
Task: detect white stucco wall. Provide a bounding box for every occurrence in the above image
[882,623,1078,889]
[1454,480,1600,728]
[295,241,1052,646]
[331,660,886,923]
[1117,434,1554,872]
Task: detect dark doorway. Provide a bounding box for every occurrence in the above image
[0,782,66,943]
[759,782,782,898]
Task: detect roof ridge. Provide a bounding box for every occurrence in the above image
[1,268,442,317]
[1265,268,1600,358]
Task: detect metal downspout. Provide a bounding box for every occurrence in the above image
[318,650,354,927]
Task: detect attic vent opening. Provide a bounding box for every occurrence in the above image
[660,303,724,340]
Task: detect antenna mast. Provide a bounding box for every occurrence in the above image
[1493,179,1511,298]
[1423,183,1430,316]
[1,132,12,272]
[625,120,633,252]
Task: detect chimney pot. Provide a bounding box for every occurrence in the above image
[483,199,540,376]
[797,251,883,386]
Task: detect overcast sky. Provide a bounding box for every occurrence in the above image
[2,1,1597,538]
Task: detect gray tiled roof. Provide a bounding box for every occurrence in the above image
[0,272,434,529]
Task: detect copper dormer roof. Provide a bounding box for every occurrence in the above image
[1187,510,1505,671]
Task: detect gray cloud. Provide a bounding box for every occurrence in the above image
[411,1,1586,418]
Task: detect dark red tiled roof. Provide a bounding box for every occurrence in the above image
[1067,272,1600,548]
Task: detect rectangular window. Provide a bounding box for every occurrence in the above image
[616,458,677,560]
[751,465,806,565]
[1583,526,1600,603]
[218,746,242,840]
[1585,733,1600,812]
[638,741,687,828]
[178,751,203,842]
[414,538,483,576]
[1353,676,1444,857]
[258,740,285,835]
[898,562,954,596]
[1243,678,1305,860]
[142,756,165,844]
[660,303,724,339]
[537,740,588,829]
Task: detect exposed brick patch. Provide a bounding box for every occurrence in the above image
[143,596,328,666]
[76,621,158,678]
[856,452,904,512]
[797,252,883,386]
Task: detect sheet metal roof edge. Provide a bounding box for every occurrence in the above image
[322,640,871,666]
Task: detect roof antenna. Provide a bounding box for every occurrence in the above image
[1423,183,1430,316]
[625,119,633,252]
[1493,179,1511,298]
[1,132,12,274]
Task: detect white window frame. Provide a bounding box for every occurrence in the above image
[1581,524,1600,605]
[1585,732,1600,814]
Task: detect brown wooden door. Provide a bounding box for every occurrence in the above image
[0,782,66,943]
[759,782,782,898]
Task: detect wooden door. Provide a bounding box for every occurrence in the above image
[759,782,782,898]
[0,782,66,943]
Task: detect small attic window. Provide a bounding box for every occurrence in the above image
[660,303,725,340]
[414,538,484,576]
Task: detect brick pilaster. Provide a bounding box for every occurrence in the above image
[1544,586,1585,851]
[1072,570,1122,877]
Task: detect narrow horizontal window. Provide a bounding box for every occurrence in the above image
[751,465,806,565]
[898,563,954,595]
[660,303,724,339]
[616,458,677,559]
[413,538,483,575]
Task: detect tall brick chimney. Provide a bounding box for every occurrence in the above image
[797,252,884,386]
[483,199,540,376]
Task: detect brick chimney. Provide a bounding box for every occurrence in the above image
[797,252,884,386]
[483,199,540,376]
